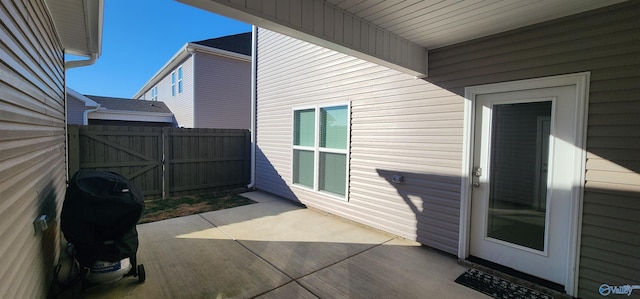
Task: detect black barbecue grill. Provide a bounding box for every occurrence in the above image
[61,169,146,287]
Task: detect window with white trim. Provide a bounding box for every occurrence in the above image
[151,86,158,101]
[177,66,183,94]
[171,72,176,96]
[292,104,349,198]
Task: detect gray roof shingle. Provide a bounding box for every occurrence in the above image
[85,95,173,114]
[192,32,252,56]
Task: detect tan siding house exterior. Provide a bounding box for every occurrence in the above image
[194,51,251,129]
[427,7,640,297]
[0,0,102,297]
[251,2,639,297]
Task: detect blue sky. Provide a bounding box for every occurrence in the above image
[66,0,251,99]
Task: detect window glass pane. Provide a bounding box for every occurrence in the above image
[320,105,347,149]
[293,150,314,188]
[177,67,183,93]
[171,73,175,96]
[319,152,346,196]
[294,109,315,146]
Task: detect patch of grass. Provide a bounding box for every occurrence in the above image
[140,193,255,224]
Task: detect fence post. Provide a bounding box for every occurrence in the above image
[67,125,81,176]
[162,127,170,198]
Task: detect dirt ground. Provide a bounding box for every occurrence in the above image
[139,193,255,223]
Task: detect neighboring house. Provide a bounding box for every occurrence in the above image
[66,88,176,127]
[133,32,251,129]
[180,1,639,298]
[0,0,103,297]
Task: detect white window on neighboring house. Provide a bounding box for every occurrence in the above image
[177,66,183,94]
[171,72,176,96]
[151,86,158,101]
[292,104,349,199]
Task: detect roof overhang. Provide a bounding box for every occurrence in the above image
[177,0,627,78]
[178,0,427,77]
[45,0,104,67]
[66,87,99,107]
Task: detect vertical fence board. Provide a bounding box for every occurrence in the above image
[68,126,251,199]
[164,128,250,197]
[67,125,80,176]
[71,125,163,198]
[162,127,170,198]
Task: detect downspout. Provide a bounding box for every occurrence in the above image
[247,25,257,189]
[68,54,101,125]
[65,53,99,180]
[82,104,101,125]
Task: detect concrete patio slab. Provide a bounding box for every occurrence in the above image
[254,281,318,299]
[240,191,282,203]
[59,191,489,299]
[80,214,291,298]
[297,238,486,299]
[200,198,395,279]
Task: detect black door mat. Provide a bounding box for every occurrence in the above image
[455,268,554,299]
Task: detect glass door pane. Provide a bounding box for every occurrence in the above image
[487,101,552,251]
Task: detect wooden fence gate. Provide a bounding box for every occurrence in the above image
[68,125,251,199]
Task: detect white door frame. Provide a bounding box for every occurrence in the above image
[458,72,590,296]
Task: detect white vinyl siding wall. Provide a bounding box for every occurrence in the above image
[66,96,86,125]
[256,28,463,253]
[155,58,195,127]
[193,52,250,129]
[0,1,67,298]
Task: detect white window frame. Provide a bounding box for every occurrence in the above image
[291,103,350,200]
[151,86,158,101]
[177,66,183,94]
[171,72,176,97]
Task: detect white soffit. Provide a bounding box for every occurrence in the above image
[178,0,429,77]
[178,0,626,77]
[327,0,628,49]
[45,0,103,58]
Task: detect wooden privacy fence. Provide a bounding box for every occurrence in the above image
[67,125,251,199]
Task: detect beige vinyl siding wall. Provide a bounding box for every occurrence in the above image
[256,28,463,254]
[194,52,250,129]
[426,3,639,298]
[0,1,67,298]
